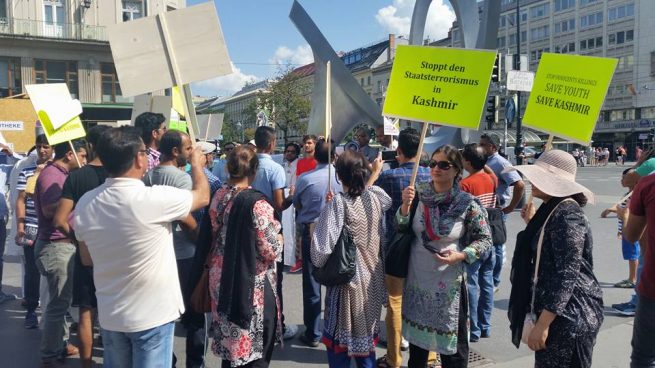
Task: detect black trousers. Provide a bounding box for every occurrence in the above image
[174,257,206,368]
[23,241,41,313]
[222,282,278,368]
[407,283,469,368]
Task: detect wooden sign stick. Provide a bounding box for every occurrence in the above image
[156,13,197,143]
[204,114,212,141]
[409,121,429,187]
[326,61,332,194]
[68,140,82,168]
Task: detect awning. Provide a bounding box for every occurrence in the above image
[81,103,133,121]
[482,130,543,145]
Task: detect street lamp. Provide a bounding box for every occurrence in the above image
[236,121,244,143]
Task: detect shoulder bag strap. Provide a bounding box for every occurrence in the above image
[530,198,575,314]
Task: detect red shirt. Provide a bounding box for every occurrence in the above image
[629,174,655,299]
[460,171,498,208]
[296,157,317,177]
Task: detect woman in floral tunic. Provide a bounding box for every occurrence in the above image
[397,145,492,368]
[208,146,283,368]
[312,150,391,367]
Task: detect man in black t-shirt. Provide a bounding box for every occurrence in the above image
[53,125,110,368]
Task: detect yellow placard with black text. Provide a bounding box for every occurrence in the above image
[382,45,497,128]
[523,53,617,145]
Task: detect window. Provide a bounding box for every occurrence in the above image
[0,57,21,97]
[530,25,549,41]
[377,80,382,93]
[627,30,634,42]
[367,76,371,86]
[617,31,625,44]
[34,60,78,98]
[0,0,6,19]
[609,33,616,44]
[498,36,506,48]
[580,0,600,6]
[580,11,603,28]
[588,38,595,49]
[642,107,655,119]
[580,39,587,50]
[596,36,603,47]
[609,4,635,21]
[650,51,655,76]
[521,30,527,43]
[122,1,143,22]
[555,0,575,12]
[499,15,506,28]
[521,10,528,23]
[101,63,122,103]
[555,18,575,33]
[530,4,549,19]
[509,33,517,45]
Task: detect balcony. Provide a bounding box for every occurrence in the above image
[0,17,107,42]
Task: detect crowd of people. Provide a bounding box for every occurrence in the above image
[0,116,654,368]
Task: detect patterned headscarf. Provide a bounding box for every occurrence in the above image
[417,181,472,242]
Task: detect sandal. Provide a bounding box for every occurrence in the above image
[614,279,635,288]
[376,356,394,368]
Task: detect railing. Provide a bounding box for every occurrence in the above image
[0,17,107,42]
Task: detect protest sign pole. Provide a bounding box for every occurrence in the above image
[68,140,82,168]
[409,121,429,187]
[545,135,554,151]
[326,61,332,194]
[156,13,197,143]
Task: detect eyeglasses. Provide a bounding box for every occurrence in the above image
[428,160,453,170]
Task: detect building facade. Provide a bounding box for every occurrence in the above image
[450,0,655,154]
[0,0,185,123]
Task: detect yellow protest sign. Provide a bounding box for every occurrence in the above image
[383,45,497,128]
[25,84,86,146]
[523,53,617,145]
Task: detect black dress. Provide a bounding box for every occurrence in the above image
[532,200,603,368]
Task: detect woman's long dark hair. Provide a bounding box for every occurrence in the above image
[335,149,370,197]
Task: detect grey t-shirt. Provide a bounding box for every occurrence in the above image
[143,165,195,260]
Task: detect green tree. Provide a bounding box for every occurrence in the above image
[257,65,311,145]
[220,113,242,144]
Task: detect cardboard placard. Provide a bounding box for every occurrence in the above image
[523,53,617,145]
[383,117,400,135]
[506,70,535,92]
[383,45,497,129]
[130,95,172,125]
[25,84,86,146]
[107,2,232,98]
[197,113,224,140]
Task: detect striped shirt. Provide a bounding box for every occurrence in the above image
[17,165,38,228]
[618,193,631,236]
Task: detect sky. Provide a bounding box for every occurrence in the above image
[187,0,456,98]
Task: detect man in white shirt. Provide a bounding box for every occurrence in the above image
[73,127,209,367]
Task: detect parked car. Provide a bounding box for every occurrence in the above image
[505,146,537,165]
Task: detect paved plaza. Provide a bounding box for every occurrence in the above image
[0,163,639,367]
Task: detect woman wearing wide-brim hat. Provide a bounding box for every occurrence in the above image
[506,149,603,368]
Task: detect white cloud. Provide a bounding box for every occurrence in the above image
[191,63,259,98]
[375,0,455,41]
[269,44,314,67]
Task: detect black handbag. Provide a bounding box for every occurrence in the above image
[486,206,507,245]
[312,195,357,286]
[384,197,419,278]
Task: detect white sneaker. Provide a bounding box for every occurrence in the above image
[400,337,409,351]
[283,324,299,340]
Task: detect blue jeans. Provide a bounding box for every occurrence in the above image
[302,223,322,341]
[35,239,76,361]
[492,213,507,287]
[101,321,175,368]
[630,250,645,306]
[327,349,376,368]
[467,246,495,339]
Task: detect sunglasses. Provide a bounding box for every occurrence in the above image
[428,160,453,170]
